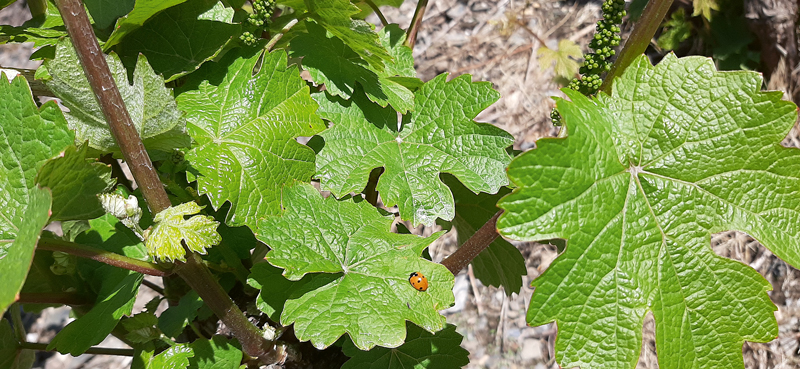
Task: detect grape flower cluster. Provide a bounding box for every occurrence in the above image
[239,0,276,46]
[553,0,625,126]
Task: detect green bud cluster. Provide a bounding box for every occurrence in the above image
[554,0,626,126]
[248,0,275,27]
[240,31,258,46]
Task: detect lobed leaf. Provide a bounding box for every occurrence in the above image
[177,48,324,229]
[44,39,190,153]
[497,54,798,369]
[0,75,71,315]
[257,184,454,350]
[104,0,188,49]
[146,202,221,262]
[188,335,243,369]
[314,74,513,226]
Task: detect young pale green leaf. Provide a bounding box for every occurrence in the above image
[292,22,416,113]
[0,75,71,316]
[146,202,221,262]
[304,0,391,71]
[144,344,194,369]
[497,54,798,369]
[84,0,135,29]
[257,184,454,350]
[36,145,115,221]
[437,175,524,295]
[158,290,204,337]
[188,336,243,369]
[104,0,188,49]
[315,74,513,226]
[117,0,240,82]
[0,320,35,369]
[44,39,190,153]
[657,8,692,51]
[177,48,325,229]
[341,323,469,369]
[537,39,582,80]
[693,0,718,20]
[48,214,147,355]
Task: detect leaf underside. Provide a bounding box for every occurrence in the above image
[498,54,799,369]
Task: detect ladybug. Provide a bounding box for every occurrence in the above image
[409,272,428,291]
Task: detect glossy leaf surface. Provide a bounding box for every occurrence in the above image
[497,54,798,369]
[341,323,469,369]
[315,74,513,226]
[0,75,69,315]
[177,48,324,228]
[257,184,454,350]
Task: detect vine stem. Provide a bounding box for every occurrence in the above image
[17,292,92,306]
[54,0,278,363]
[405,0,429,49]
[363,0,389,27]
[37,238,170,276]
[599,0,674,94]
[19,342,135,356]
[441,211,502,275]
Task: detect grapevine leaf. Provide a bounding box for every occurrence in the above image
[257,184,454,350]
[292,22,416,113]
[48,214,146,355]
[537,39,582,80]
[146,202,221,262]
[247,262,339,322]
[0,75,71,316]
[104,0,188,49]
[341,323,469,369]
[0,320,35,369]
[117,0,240,82]
[36,144,116,221]
[158,290,204,337]
[437,175,524,295]
[177,48,324,228]
[43,39,190,153]
[497,54,798,369]
[144,344,194,369]
[120,312,162,343]
[84,0,135,29]
[304,0,391,71]
[0,7,67,49]
[188,336,243,369]
[314,74,513,226]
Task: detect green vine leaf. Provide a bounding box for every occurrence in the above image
[104,0,188,49]
[0,75,71,316]
[188,336,243,369]
[43,39,190,154]
[292,22,416,113]
[36,144,116,221]
[341,323,470,369]
[497,54,798,369]
[0,5,67,49]
[141,343,194,369]
[437,175,525,295]
[257,184,454,350]
[177,48,324,229]
[305,0,392,72]
[117,0,240,82]
[314,74,513,226]
[84,0,135,29]
[146,202,221,262]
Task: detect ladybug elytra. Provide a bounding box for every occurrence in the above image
[409,272,428,291]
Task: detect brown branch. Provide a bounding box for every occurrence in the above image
[405,0,429,49]
[19,342,135,356]
[54,0,171,214]
[51,1,278,362]
[441,211,502,275]
[599,0,674,94]
[37,238,171,276]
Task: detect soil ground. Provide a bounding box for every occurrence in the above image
[3,0,800,368]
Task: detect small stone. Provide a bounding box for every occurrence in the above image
[520,338,544,361]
